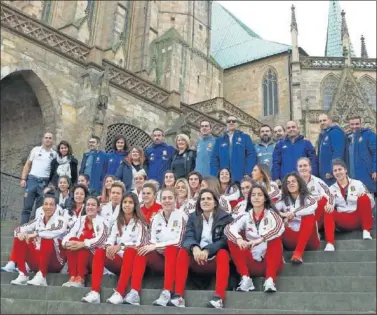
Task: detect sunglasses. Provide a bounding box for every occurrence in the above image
[227,119,237,123]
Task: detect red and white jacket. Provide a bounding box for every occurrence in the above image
[62,215,108,251]
[14,211,67,265]
[225,209,285,261]
[105,218,147,257]
[306,175,334,205]
[147,210,186,253]
[35,205,64,219]
[330,178,375,213]
[99,202,120,228]
[275,195,318,231]
[232,200,247,218]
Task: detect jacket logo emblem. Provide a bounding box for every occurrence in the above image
[132,224,136,232]
[310,186,315,192]
[221,143,227,147]
[173,220,178,227]
[109,159,113,162]
[350,186,355,192]
[96,226,100,232]
[325,136,328,141]
[264,218,268,225]
[156,229,162,234]
[238,137,242,142]
[96,157,100,162]
[163,150,167,155]
[358,137,363,142]
[282,145,287,149]
[207,143,213,148]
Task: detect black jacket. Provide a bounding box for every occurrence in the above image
[171,149,196,179]
[49,156,78,187]
[182,209,232,258]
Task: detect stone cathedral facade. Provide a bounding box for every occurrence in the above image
[0,1,376,219]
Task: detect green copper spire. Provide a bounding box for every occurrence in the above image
[325,1,355,57]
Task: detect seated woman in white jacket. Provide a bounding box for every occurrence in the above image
[61,197,108,288]
[323,159,374,251]
[9,193,68,286]
[232,177,256,218]
[276,172,320,264]
[82,192,148,304]
[99,181,125,228]
[225,184,285,292]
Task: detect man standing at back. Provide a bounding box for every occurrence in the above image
[272,121,318,183]
[144,128,176,185]
[347,116,377,195]
[79,136,108,196]
[195,120,216,176]
[255,125,276,172]
[317,113,346,185]
[20,132,57,224]
[210,116,257,182]
[273,125,286,143]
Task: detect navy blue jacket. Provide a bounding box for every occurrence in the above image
[318,125,346,185]
[182,210,232,258]
[144,142,176,185]
[210,130,257,182]
[272,135,318,180]
[346,128,377,193]
[106,151,127,176]
[115,161,133,192]
[79,150,108,196]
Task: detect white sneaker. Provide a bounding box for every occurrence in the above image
[124,289,140,306]
[10,272,29,285]
[363,230,372,240]
[236,275,255,292]
[81,290,100,304]
[103,267,115,276]
[168,294,185,307]
[263,277,277,293]
[324,243,335,251]
[208,296,223,309]
[60,263,68,274]
[106,290,124,305]
[1,261,17,273]
[62,276,76,287]
[27,271,47,286]
[152,289,171,306]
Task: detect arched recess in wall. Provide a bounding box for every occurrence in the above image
[358,75,376,112]
[104,123,153,152]
[261,68,279,117]
[321,73,339,111]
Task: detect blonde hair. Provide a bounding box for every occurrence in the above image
[144,179,160,192]
[111,180,126,193]
[175,134,190,149]
[174,178,192,202]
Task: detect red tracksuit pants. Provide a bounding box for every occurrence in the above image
[283,215,320,255]
[115,245,179,296]
[323,195,374,245]
[315,197,328,229]
[174,248,230,300]
[65,237,95,277]
[228,238,284,281]
[12,238,64,276]
[90,248,123,293]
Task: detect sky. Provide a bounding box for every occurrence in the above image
[218,1,376,58]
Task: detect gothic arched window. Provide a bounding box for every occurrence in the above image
[263,69,278,116]
[358,76,377,112]
[321,75,339,111]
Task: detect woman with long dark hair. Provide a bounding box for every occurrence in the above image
[251,164,281,202]
[225,184,285,293]
[276,172,320,264]
[156,170,177,204]
[63,184,89,229]
[82,193,148,303]
[200,176,231,213]
[107,135,128,176]
[49,140,78,187]
[170,189,233,309]
[217,168,241,209]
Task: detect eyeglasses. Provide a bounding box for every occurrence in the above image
[227,119,237,124]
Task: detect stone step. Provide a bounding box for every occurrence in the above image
[2,298,375,315]
[1,285,375,312]
[2,272,375,292]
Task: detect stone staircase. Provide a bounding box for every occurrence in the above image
[1,223,376,314]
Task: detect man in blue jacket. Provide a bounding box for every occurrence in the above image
[255,125,276,172]
[317,114,346,185]
[272,121,318,183]
[210,116,257,182]
[347,116,377,194]
[195,120,216,176]
[79,136,108,196]
[144,128,176,185]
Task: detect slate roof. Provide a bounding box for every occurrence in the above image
[211,2,292,69]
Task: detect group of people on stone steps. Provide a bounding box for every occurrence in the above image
[1,113,375,309]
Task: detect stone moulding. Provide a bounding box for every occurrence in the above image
[301,56,376,71]
[103,59,170,105]
[1,3,90,64]
[302,109,325,123]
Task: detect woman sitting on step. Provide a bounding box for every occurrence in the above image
[169,189,233,309]
[108,188,186,306]
[61,196,108,288]
[231,177,256,218]
[276,172,320,264]
[82,192,148,304]
[9,193,68,286]
[322,159,374,251]
[251,164,281,203]
[225,184,285,293]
